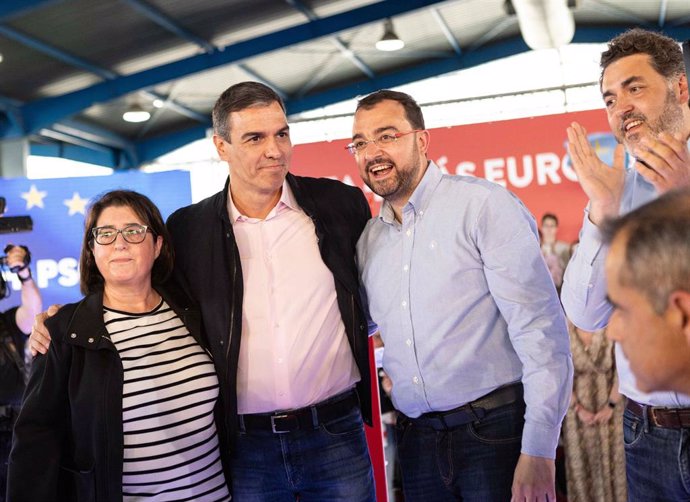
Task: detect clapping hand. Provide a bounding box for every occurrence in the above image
[631,131,690,193]
[567,122,626,226]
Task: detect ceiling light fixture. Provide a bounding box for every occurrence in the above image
[122,104,151,123]
[376,19,404,52]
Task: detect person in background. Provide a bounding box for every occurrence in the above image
[561,319,626,502]
[8,190,231,501]
[539,213,570,292]
[0,245,41,502]
[562,28,690,500]
[352,89,572,502]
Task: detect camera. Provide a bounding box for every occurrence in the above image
[0,197,33,300]
[0,197,32,235]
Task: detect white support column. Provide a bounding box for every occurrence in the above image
[0,138,28,178]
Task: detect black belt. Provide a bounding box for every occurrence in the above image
[403,383,523,431]
[239,390,359,434]
[626,398,690,429]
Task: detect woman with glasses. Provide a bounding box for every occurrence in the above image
[7,190,231,502]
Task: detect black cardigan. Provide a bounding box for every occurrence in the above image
[166,173,373,445]
[7,285,231,502]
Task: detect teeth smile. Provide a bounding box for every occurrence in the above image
[625,120,643,131]
[371,164,391,173]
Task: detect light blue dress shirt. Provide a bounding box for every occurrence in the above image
[562,162,690,407]
[357,162,572,459]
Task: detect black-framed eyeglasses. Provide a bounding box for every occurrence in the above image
[345,130,424,155]
[91,224,150,245]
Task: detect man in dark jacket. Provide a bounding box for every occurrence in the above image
[28,82,375,501]
[166,82,375,501]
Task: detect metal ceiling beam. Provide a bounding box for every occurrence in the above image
[20,0,448,135]
[0,0,62,22]
[285,0,375,79]
[30,142,126,168]
[121,0,215,52]
[133,24,690,163]
[0,25,116,79]
[585,1,651,27]
[121,0,287,100]
[0,23,206,128]
[431,7,461,56]
[53,119,134,151]
[658,0,669,27]
[136,124,209,165]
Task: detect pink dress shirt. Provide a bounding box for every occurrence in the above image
[229,182,360,414]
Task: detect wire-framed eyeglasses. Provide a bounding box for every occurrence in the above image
[345,130,423,155]
[91,224,150,245]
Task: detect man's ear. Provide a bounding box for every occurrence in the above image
[417,129,431,155]
[668,290,690,343]
[677,73,689,104]
[213,134,228,161]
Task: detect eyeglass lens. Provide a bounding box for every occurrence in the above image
[93,224,148,245]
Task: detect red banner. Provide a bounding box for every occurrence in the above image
[293,109,612,243]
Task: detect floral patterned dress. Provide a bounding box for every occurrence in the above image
[562,323,627,502]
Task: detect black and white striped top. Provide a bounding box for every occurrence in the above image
[104,299,230,501]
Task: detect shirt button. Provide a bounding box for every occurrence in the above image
[70,333,77,339]
[403,264,409,272]
[413,376,419,384]
[87,337,94,344]
[277,358,283,364]
[588,283,593,289]
[401,300,407,308]
[419,210,424,215]
[406,339,412,346]
[406,229,412,237]
[220,340,224,345]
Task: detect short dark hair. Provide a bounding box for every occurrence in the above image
[600,28,684,84]
[602,189,690,313]
[212,81,285,141]
[541,213,558,225]
[355,90,425,130]
[80,190,174,295]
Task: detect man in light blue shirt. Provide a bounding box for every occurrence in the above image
[562,28,690,500]
[351,90,572,502]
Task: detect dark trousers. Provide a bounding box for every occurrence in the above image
[230,404,375,501]
[395,399,525,502]
[623,407,690,501]
[0,430,11,502]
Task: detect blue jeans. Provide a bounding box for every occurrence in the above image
[230,404,375,502]
[623,407,690,501]
[395,400,524,502]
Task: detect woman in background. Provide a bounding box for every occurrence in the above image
[562,319,626,502]
[8,190,230,501]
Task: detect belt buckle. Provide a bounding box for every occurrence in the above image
[271,414,293,434]
[649,408,663,427]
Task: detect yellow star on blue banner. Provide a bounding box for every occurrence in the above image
[21,184,47,209]
[63,192,88,216]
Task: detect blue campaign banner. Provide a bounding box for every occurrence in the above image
[0,170,191,308]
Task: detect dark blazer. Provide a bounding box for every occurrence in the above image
[166,174,373,444]
[7,285,231,502]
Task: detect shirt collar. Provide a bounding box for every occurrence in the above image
[228,180,299,222]
[378,160,443,224]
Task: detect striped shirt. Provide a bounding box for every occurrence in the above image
[104,299,230,501]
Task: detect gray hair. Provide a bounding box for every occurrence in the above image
[602,189,690,313]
